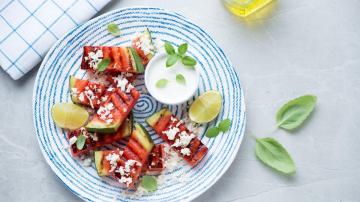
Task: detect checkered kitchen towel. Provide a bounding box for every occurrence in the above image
[0,0,111,80]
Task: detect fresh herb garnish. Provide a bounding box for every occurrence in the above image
[276,95,317,130]
[206,118,231,138]
[178,43,188,56]
[107,23,121,36]
[97,58,111,72]
[176,74,186,85]
[164,42,196,68]
[255,137,296,174]
[156,79,168,88]
[181,55,197,67]
[76,134,86,150]
[166,54,178,67]
[206,127,220,138]
[218,118,231,132]
[140,176,157,192]
[165,42,175,55]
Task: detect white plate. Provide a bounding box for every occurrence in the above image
[33,7,246,202]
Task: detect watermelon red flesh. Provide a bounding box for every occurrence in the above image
[127,138,148,165]
[81,46,135,73]
[72,77,106,108]
[149,112,208,167]
[90,86,140,131]
[146,144,166,174]
[68,119,130,156]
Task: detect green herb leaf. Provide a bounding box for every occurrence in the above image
[166,54,178,67]
[97,58,111,72]
[156,79,168,88]
[206,127,220,138]
[76,135,86,150]
[182,56,197,67]
[255,137,296,174]
[164,42,176,55]
[178,43,188,56]
[276,95,317,131]
[176,74,186,85]
[183,65,195,70]
[107,23,121,36]
[140,176,157,192]
[218,119,231,132]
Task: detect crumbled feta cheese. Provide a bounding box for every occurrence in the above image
[125,159,140,172]
[86,49,103,69]
[101,95,108,102]
[133,32,154,55]
[172,131,195,148]
[107,86,115,92]
[69,136,77,145]
[119,176,133,186]
[106,153,121,172]
[78,92,85,102]
[180,148,191,156]
[170,116,177,123]
[176,120,183,128]
[97,102,115,124]
[71,88,78,95]
[90,133,98,141]
[82,157,92,167]
[84,88,96,108]
[163,127,180,141]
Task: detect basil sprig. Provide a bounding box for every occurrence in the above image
[164,42,197,68]
[140,176,157,192]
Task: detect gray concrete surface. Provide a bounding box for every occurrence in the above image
[1,0,359,201]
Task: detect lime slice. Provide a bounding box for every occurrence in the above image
[51,103,89,130]
[189,90,222,123]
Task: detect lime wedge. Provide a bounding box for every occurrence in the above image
[189,90,222,123]
[51,103,89,130]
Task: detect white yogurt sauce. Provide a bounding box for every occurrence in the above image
[145,53,199,105]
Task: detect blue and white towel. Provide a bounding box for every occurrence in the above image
[0,0,111,80]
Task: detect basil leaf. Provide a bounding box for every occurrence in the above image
[178,43,188,56]
[182,56,197,67]
[97,58,111,72]
[218,118,231,132]
[166,54,178,67]
[276,95,317,130]
[156,79,168,88]
[255,137,295,174]
[206,127,220,138]
[164,42,175,55]
[140,176,157,192]
[107,23,121,36]
[184,65,195,70]
[76,135,86,150]
[176,74,186,85]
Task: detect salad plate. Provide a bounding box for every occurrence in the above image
[33,7,246,202]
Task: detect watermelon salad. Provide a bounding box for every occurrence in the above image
[51,28,211,192]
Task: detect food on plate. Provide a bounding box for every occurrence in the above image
[189,90,222,123]
[146,108,208,167]
[67,114,133,156]
[85,81,140,134]
[94,123,153,188]
[51,103,89,130]
[69,76,106,109]
[50,28,211,192]
[146,144,166,175]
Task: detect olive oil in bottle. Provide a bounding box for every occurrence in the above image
[222,0,273,17]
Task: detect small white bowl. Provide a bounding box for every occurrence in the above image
[144,52,200,105]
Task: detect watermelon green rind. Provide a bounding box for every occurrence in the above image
[133,123,154,153]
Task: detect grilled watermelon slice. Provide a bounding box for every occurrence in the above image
[146,108,208,167]
[131,28,155,65]
[69,76,106,108]
[81,46,144,74]
[146,144,166,175]
[85,84,140,134]
[67,114,133,156]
